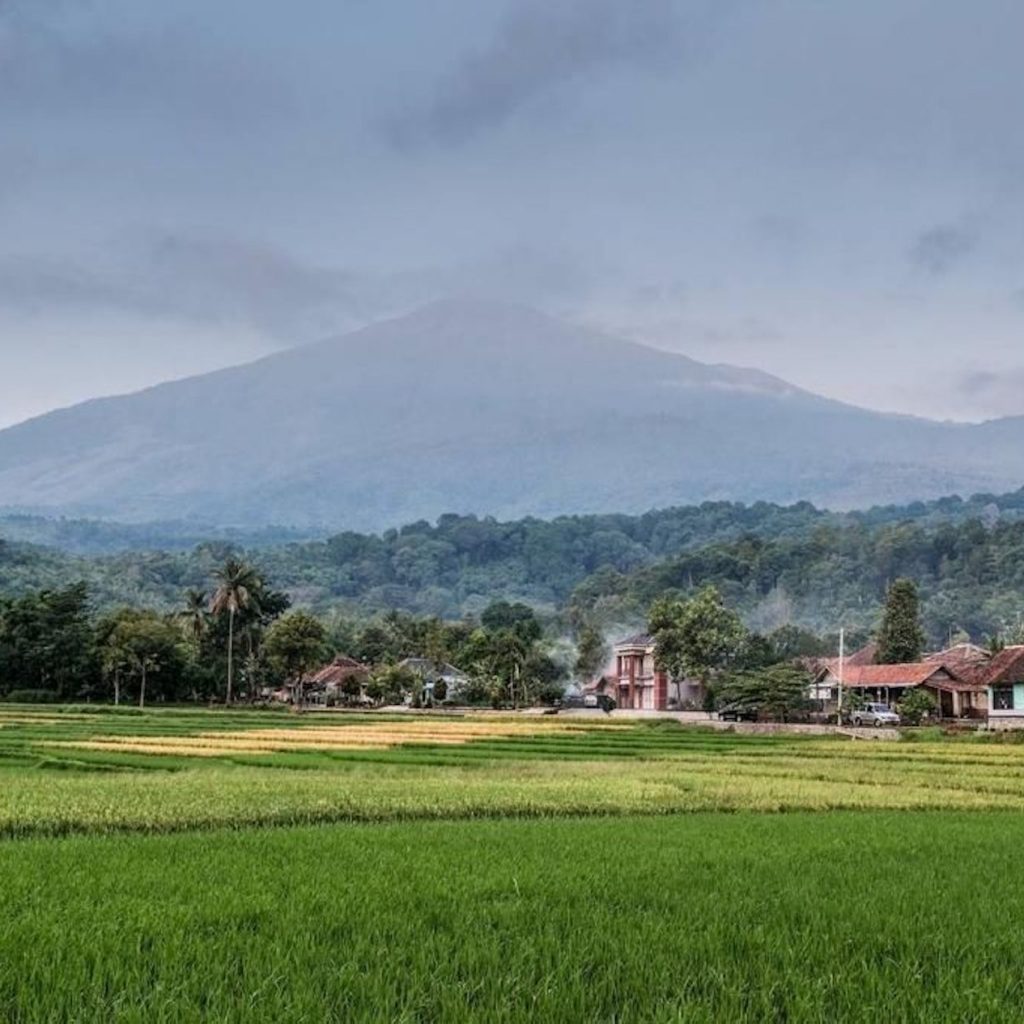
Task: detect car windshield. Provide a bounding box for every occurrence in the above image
[868,704,892,713]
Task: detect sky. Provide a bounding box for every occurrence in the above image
[2,0,1024,427]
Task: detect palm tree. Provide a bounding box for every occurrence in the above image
[178,589,208,648]
[210,559,262,705]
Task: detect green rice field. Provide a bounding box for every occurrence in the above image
[2,706,1022,1021]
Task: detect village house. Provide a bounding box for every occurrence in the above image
[284,655,370,706]
[812,642,991,719]
[398,657,470,703]
[983,647,1024,728]
[589,633,705,711]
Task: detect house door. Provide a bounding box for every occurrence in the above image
[939,690,954,718]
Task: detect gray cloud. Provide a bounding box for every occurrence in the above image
[0,235,605,345]
[3,1,1024,428]
[388,0,696,146]
[0,238,366,341]
[957,368,1024,418]
[909,225,978,276]
[0,2,290,125]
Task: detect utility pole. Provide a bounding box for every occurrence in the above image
[837,627,845,726]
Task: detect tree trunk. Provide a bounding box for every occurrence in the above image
[114,672,121,707]
[139,663,147,710]
[226,607,235,705]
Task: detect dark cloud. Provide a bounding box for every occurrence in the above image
[909,225,978,276]
[388,0,700,146]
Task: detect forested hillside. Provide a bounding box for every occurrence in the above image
[3,490,1024,644]
[570,519,1024,645]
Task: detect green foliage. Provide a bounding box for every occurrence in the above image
[573,623,608,684]
[2,689,58,704]
[650,586,747,683]
[264,612,328,698]
[898,687,937,726]
[7,494,1024,646]
[877,579,926,664]
[716,665,813,721]
[838,686,865,723]
[100,608,186,708]
[367,664,419,706]
[0,583,96,699]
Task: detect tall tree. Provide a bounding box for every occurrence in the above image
[876,578,926,664]
[178,589,208,650]
[264,611,327,708]
[101,609,183,708]
[209,558,262,705]
[574,623,608,684]
[649,586,747,686]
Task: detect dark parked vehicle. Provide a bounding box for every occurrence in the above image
[718,703,758,722]
[558,694,616,713]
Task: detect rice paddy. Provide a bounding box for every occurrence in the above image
[3,705,1024,1020]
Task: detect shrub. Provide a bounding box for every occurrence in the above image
[4,689,59,704]
[898,688,937,726]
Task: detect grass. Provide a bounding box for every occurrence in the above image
[3,707,1024,836]
[2,811,1023,1022]
[3,705,1024,1020]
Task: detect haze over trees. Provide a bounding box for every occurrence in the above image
[4,488,1024,663]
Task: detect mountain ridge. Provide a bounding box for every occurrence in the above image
[0,300,1022,528]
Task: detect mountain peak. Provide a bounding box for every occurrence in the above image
[0,302,1022,527]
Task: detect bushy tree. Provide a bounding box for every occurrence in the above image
[716,664,812,722]
[264,611,327,707]
[101,609,185,708]
[898,687,936,725]
[649,586,747,685]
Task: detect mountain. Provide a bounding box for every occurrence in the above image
[0,299,1023,529]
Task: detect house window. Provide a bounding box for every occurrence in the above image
[993,686,1015,711]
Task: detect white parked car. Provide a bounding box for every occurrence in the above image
[851,702,901,728]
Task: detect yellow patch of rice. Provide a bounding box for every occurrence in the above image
[47,718,600,757]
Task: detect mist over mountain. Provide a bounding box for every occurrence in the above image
[0,300,1022,529]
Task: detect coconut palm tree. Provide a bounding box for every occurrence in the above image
[209,559,262,705]
[178,589,208,648]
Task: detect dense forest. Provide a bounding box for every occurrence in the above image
[3,488,1024,645]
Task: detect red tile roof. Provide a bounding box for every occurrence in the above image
[836,663,962,688]
[310,656,368,686]
[820,643,879,678]
[982,646,1024,687]
[924,643,992,683]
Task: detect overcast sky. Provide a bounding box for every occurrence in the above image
[2,0,1023,427]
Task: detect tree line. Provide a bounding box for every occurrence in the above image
[0,559,574,707]
[571,518,1024,647]
[4,488,1024,627]
[645,577,942,722]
